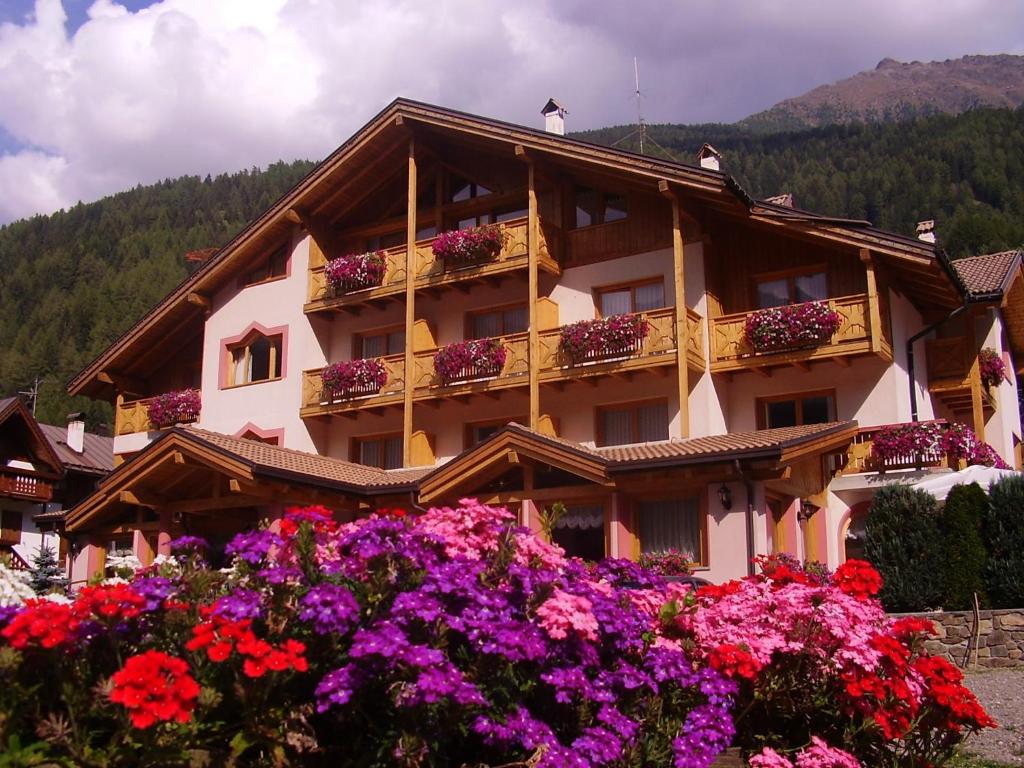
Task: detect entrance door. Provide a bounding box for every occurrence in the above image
[551,504,605,562]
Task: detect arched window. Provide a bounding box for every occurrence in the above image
[227,331,282,386]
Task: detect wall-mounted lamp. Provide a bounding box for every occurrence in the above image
[718,483,732,511]
[799,501,818,521]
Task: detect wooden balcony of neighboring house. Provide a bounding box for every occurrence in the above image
[0,546,31,571]
[925,337,996,419]
[0,467,54,502]
[300,305,706,417]
[304,216,562,314]
[709,292,893,376]
[114,391,202,437]
[837,420,952,476]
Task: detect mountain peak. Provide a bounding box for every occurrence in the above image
[875,57,901,70]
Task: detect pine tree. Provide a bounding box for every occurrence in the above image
[29,544,66,595]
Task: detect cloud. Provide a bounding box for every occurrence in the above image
[0,0,1022,223]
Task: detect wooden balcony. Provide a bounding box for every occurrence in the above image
[114,394,201,436]
[0,468,54,502]
[305,217,562,314]
[300,307,705,417]
[839,421,952,476]
[926,337,996,417]
[709,293,891,375]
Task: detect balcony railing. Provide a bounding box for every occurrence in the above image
[710,293,889,373]
[306,217,561,309]
[840,421,951,475]
[0,468,54,502]
[412,334,530,393]
[925,337,997,417]
[301,355,406,414]
[115,392,201,436]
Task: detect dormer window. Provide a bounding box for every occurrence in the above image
[450,175,491,203]
[227,332,283,386]
[755,268,827,309]
[241,246,288,287]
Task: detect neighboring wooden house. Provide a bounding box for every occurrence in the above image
[0,398,112,572]
[63,98,1024,583]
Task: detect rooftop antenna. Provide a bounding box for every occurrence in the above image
[18,376,42,417]
[611,57,678,161]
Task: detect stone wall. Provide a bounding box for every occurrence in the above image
[902,609,1024,668]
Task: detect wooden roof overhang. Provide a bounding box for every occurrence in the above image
[64,430,367,533]
[0,398,64,478]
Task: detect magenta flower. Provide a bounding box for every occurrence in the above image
[321,359,388,399]
[433,338,507,384]
[558,314,650,364]
[979,348,1007,388]
[432,224,506,267]
[744,301,841,352]
[324,251,386,293]
[146,389,201,428]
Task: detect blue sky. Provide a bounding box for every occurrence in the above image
[0,0,1021,224]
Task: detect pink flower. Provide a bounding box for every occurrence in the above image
[536,589,598,641]
[750,748,795,768]
[794,737,861,768]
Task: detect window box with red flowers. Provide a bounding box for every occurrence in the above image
[146,389,201,429]
[324,251,386,294]
[743,301,842,353]
[979,347,1007,389]
[433,338,507,384]
[558,313,650,365]
[431,224,506,269]
[321,359,388,401]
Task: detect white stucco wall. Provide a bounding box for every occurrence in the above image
[978,309,1021,465]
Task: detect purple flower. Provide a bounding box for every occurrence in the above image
[212,589,263,621]
[131,576,177,612]
[315,664,363,712]
[298,583,359,636]
[168,535,208,554]
[225,529,282,565]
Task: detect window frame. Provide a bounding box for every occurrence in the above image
[755,389,837,430]
[239,245,290,288]
[355,324,407,360]
[595,398,670,447]
[351,432,404,470]
[465,303,530,340]
[573,186,629,229]
[547,498,609,561]
[593,277,666,318]
[463,416,528,449]
[751,264,829,309]
[1,509,22,545]
[633,492,709,567]
[221,324,287,389]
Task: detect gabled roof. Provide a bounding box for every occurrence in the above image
[0,397,64,476]
[952,249,1022,298]
[68,98,961,399]
[37,423,113,475]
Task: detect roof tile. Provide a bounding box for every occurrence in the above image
[952,250,1021,296]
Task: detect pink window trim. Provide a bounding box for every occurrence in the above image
[233,422,286,446]
[219,322,289,389]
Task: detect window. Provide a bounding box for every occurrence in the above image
[465,417,526,448]
[242,246,288,287]
[353,435,403,470]
[458,213,492,230]
[574,187,628,228]
[757,391,836,430]
[755,269,827,309]
[239,430,281,447]
[639,498,704,564]
[357,328,405,359]
[1,510,21,545]
[366,231,405,251]
[228,333,283,386]
[597,400,669,447]
[495,206,528,222]
[597,280,665,317]
[469,305,528,339]
[550,503,606,562]
[450,175,491,203]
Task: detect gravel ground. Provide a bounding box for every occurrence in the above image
[962,668,1024,765]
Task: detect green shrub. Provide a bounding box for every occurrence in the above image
[940,483,988,609]
[983,474,1024,607]
[865,484,944,611]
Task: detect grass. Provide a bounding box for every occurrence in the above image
[947,753,1020,768]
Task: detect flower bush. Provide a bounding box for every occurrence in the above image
[432,224,506,267]
[638,549,695,577]
[324,250,386,292]
[146,388,201,428]
[744,301,842,353]
[978,347,1007,389]
[0,502,745,767]
[321,358,389,398]
[871,421,1010,469]
[559,314,650,364]
[433,338,507,384]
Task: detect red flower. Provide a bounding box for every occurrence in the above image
[708,643,761,680]
[833,559,882,601]
[73,584,146,622]
[890,616,935,640]
[186,616,253,662]
[110,650,199,729]
[1,600,81,649]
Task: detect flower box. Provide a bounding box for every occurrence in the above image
[431,224,506,268]
[558,314,650,365]
[321,359,388,401]
[433,338,507,384]
[145,389,201,429]
[743,301,842,353]
[979,347,1007,389]
[871,421,1009,469]
[324,251,386,294]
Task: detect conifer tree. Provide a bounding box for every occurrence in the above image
[939,483,988,609]
[29,544,66,595]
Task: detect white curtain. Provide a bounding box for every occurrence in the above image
[635,282,665,312]
[555,505,604,530]
[639,498,700,556]
[600,289,632,317]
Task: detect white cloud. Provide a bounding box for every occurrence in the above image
[0,0,1021,223]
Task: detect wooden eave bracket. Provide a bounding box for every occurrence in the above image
[186,292,210,312]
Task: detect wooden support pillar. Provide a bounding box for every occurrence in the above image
[670,197,690,438]
[528,161,540,431]
[967,309,986,442]
[860,248,884,354]
[403,138,417,466]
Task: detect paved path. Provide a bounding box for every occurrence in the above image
[963,668,1024,765]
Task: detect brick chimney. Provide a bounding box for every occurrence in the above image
[66,412,85,454]
[916,220,936,244]
[697,143,722,171]
[541,98,567,136]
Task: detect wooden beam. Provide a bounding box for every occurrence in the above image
[97,371,146,397]
[528,160,540,431]
[792,360,810,372]
[228,478,242,493]
[118,490,161,508]
[860,249,885,354]
[670,195,690,438]
[403,137,417,467]
[967,309,986,442]
[832,356,851,368]
[164,495,267,516]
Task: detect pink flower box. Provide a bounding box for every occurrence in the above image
[324,251,386,294]
[744,301,842,353]
[146,389,201,429]
[321,359,388,400]
[433,338,507,384]
[431,224,506,268]
[558,314,650,365]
